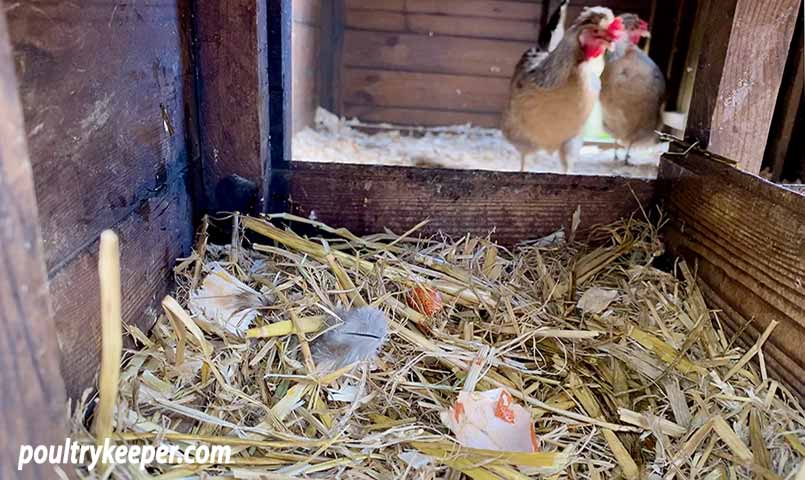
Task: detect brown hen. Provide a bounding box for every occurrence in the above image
[502,7,624,173]
[600,14,666,163]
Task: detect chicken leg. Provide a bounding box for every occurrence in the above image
[559,136,583,174]
[624,142,634,166]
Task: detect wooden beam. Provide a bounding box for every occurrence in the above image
[685,0,801,174]
[318,0,345,114]
[0,11,69,479]
[195,0,271,213]
[271,162,656,247]
[659,151,805,401]
[266,0,293,214]
[766,10,804,181]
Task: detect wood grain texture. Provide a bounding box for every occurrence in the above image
[343,68,510,113]
[196,0,270,210]
[342,105,500,127]
[766,16,803,182]
[336,0,652,126]
[345,10,542,41]
[51,187,193,399]
[686,0,801,174]
[7,1,196,269]
[659,152,805,400]
[271,161,656,246]
[343,30,530,79]
[347,0,541,20]
[0,11,69,479]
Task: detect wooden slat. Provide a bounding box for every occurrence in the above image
[346,0,541,20]
[0,10,70,479]
[196,0,270,211]
[343,30,530,78]
[345,10,541,41]
[343,105,500,127]
[7,0,196,268]
[766,15,803,182]
[272,161,656,247]
[51,187,193,399]
[345,0,405,12]
[659,152,805,401]
[318,0,345,114]
[343,68,510,113]
[293,23,320,133]
[685,0,801,174]
[343,104,500,127]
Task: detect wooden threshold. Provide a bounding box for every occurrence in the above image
[268,161,657,247]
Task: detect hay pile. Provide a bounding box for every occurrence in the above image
[72,214,805,479]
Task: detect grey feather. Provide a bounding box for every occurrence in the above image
[310,307,388,373]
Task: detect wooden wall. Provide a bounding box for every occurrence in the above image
[7,1,196,398]
[332,0,652,127]
[660,151,805,401]
[293,0,322,133]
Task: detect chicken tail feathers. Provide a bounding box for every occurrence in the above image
[538,0,569,51]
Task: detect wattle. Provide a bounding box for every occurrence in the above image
[583,44,605,61]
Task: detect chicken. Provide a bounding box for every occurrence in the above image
[538,0,569,53]
[600,14,666,163]
[502,7,624,173]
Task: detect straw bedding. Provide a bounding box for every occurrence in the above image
[71,213,805,479]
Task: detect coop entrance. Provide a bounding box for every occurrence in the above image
[290,1,684,177]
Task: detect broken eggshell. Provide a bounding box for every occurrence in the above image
[188,263,265,336]
[441,388,539,452]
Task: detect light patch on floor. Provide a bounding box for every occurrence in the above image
[293,108,667,179]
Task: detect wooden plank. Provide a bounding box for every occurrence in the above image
[343,30,530,78]
[292,23,319,133]
[343,68,510,113]
[51,187,193,399]
[766,15,803,181]
[343,104,500,127]
[273,161,656,247]
[659,152,805,400]
[685,0,801,174]
[7,0,197,268]
[195,0,270,212]
[345,0,405,12]
[346,0,541,20]
[318,0,345,114]
[344,104,500,127]
[345,10,541,41]
[0,10,70,479]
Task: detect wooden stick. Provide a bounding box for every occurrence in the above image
[92,230,123,444]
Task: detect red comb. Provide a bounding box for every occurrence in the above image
[607,16,625,39]
[639,19,649,31]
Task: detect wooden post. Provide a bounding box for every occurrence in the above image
[685,0,801,174]
[318,0,345,116]
[194,0,271,213]
[0,11,70,480]
[266,0,293,213]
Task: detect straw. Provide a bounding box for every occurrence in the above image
[92,230,122,445]
[68,214,804,479]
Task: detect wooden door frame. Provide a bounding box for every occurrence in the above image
[0,9,70,480]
